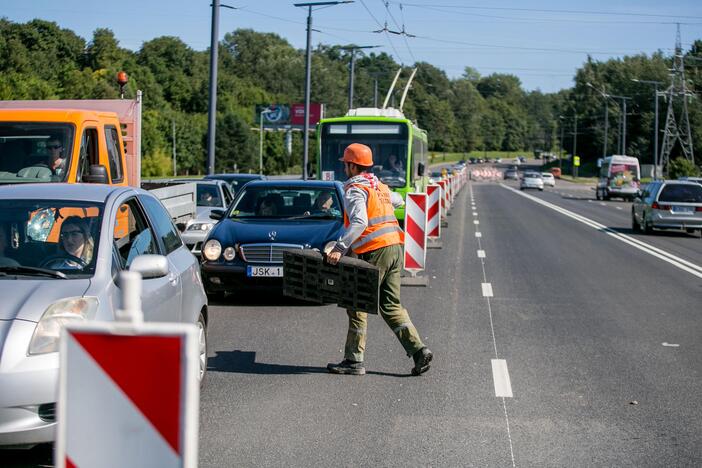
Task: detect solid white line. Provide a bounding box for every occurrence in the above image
[475,232,482,238]
[482,282,493,297]
[477,250,486,258]
[492,359,513,398]
[501,184,702,279]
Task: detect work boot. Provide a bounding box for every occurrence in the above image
[327,359,365,375]
[411,347,433,376]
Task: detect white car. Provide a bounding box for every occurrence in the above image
[541,172,556,187]
[520,172,544,191]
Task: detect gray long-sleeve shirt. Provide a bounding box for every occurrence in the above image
[333,174,404,254]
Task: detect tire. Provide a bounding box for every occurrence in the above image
[596,189,601,201]
[631,211,640,232]
[196,312,208,386]
[539,188,544,191]
[642,216,652,234]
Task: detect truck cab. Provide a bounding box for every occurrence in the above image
[0,108,128,185]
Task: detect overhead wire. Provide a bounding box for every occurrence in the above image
[358,0,404,63]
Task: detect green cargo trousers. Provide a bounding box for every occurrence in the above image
[344,243,425,362]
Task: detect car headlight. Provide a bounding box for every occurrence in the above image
[203,239,222,261]
[28,297,99,355]
[188,222,214,232]
[223,246,236,261]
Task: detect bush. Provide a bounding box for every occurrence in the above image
[668,157,701,179]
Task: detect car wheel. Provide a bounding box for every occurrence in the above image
[596,189,601,201]
[642,216,652,234]
[539,188,543,191]
[631,211,640,232]
[196,312,208,386]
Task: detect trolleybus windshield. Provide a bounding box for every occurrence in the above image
[320,122,409,187]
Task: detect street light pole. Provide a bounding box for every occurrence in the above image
[632,79,663,179]
[341,45,380,111]
[559,116,565,169]
[295,1,353,180]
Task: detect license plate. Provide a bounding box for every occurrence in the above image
[246,266,283,277]
[672,206,694,213]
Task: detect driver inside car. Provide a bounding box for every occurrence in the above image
[43,216,94,269]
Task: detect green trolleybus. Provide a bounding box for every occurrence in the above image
[316,108,428,222]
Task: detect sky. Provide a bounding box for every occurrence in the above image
[3,0,702,93]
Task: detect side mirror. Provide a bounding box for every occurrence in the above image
[83,164,109,184]
[129,254,169,279]
[209,209,225,220]
[417,162,426,177]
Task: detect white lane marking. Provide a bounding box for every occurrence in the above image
[475,232,482,238]
[600,202,607,206]
[482,282,493,297]
[588,200,593,203]
[616,207,623,210]
[491,359,513,398]
[477,250,486,258]
[501,184,702,279]
[662,342,680,347]
[474,220,480,225]
[473,212,478,216]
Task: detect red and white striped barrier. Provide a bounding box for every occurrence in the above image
[403,192,427,272]
[438,179,449,215]
[426,184,441,239]
[57,273,199,468]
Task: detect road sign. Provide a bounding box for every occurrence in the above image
[574,156,581,167]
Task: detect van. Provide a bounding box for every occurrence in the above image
[596,155,640,201]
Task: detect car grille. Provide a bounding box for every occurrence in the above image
[239,243,303,264]
[38,403,56,422]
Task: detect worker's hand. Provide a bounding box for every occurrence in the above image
[326,251,342,265]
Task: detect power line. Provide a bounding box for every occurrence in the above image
[358,0,405,63]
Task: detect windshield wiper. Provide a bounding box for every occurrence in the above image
[0,266,67,279]
[288,213,340,220]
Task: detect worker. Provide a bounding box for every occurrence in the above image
[326,143,433,376]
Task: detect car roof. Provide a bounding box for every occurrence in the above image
[204,173,265,180]
[0,183,130,202]
[168,179,223,185]
[242,179,342,189]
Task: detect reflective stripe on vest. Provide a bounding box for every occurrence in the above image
[344,181,403,254]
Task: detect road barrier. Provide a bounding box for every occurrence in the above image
[470,168,503,181]
[402,192,428,286]
[426,184,442,247]
[57,271,199,468]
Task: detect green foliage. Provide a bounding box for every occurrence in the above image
[1,18,700,176]
[668,158,701,179]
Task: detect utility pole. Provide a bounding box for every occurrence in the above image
[558,115,565,169]
[340,45,380,111]
[259,108,273,175]
[632,79,664,179]
[172,120,176,177]
[294,1,353,180]
[206,1,236,176]
[572,113,578,162]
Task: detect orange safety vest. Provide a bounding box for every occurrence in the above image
[344,181,404,254]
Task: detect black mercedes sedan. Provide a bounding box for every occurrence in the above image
[200,180,345,296]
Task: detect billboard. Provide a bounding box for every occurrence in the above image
[290,103,324,127]
[256,104,290,127]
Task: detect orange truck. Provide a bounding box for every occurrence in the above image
[0,92,195,225]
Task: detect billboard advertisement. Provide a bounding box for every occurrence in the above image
[256,104,290,127]
[290,103,324,127]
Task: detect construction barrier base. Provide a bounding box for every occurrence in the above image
[400,270,429,287]
[283,250,380,314]
[441,220,449,228]
[427,239,443,249]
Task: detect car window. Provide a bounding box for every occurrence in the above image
[197,184,222,207]
[104,125,124,183]
[658,184,702,203]
[222,184,233,207]
[139,194,182,255]
[113,198,158,269]
[230,187,342,219]
[76,128,99,182]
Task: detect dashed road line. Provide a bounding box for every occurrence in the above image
[475,232,482,238]
[477,249,486,258]
[491,359,514,398]
[481,282,493,297]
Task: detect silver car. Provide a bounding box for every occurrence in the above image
[177,180,234,255]
[0,184,208,448]
[520,172,544,191]
[632,181,702,236]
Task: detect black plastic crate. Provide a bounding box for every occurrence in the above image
[283,250,380,314]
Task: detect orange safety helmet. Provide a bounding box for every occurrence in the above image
[340,143,373,167]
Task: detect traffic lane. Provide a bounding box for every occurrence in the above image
[509,181,702,267]
[199,189,515,467]
[472,183,702,465]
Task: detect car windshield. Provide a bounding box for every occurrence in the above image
[0,123,75,183]
[658,184,702,203]
[197,184,222,207]
[0,199,103,278]
[229,187,343,219]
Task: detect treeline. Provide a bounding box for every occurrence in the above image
[1,19,701,176]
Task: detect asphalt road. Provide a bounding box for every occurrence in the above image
[5,176,700,467]
[196,178,701,467]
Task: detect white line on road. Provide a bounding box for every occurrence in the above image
[616,207,623,210]
[477,250,486,258]
[474,220,480,225]
[600,202,607,206]
[473,212,478,216]
[491,359,513,398]
[501,184,702,279]
[482,282,493,297]
[475,232,482,238]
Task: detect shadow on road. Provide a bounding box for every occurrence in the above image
[2,443,54,467]
[208,350,410,378]
[208,293,323,308]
